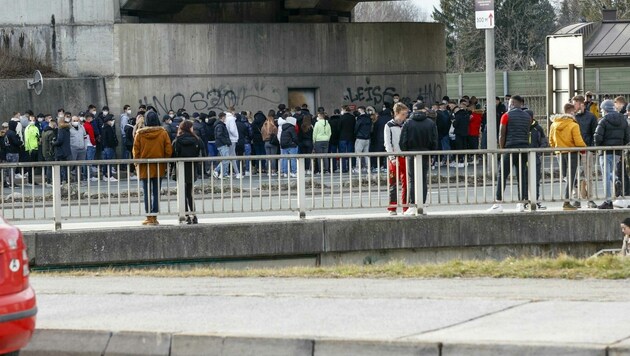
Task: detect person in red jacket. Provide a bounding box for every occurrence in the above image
[468,107,483,163]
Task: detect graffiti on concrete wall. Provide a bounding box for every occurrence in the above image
[138,83,282,114]
[343,78,443,107]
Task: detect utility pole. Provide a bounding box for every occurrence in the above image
[475,0,496,149]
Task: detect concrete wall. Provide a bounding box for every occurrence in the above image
[0,0,118,76]
[109,22,446,115]
[0,78,107,120]
[24,211,626,268]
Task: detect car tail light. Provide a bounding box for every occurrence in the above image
[23,249,30,277]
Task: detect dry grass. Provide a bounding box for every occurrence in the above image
[0,50,59,78]
[36,255,630,280]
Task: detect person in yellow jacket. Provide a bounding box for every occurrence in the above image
[585,91,601,119]
[312,112,332,173]
[549,103,587,210]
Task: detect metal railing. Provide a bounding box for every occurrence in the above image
[1,146,629,229]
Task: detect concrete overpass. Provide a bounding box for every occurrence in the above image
[119,0,382,23]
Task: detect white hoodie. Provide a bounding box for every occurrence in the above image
[277,117,286,143]
[225,112,239,143]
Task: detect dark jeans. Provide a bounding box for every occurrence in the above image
[142,177,161,214]
[185,182,194,213]
[407,156,430,205]
[329,143,339,172]
[300,140,313,170]
[338,140,354,173]
[453,135,467,162]
[102,147,116,176]
[252,142,266,171]
[559,152,579,201]
[496,152,528,202]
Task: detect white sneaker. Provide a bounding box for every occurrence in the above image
[487,204,503,213]
[90,177,99,182]
[243,171,250,177]
[103,176,109,181]
[403,207,418,216]
[235,174,242,179]
[613,198,628,208]
[449,162,457,168]
[306,170,312,175]
[388,211,397,216]
[516,203,525,212]
[282,173,288,178]
[109,177,118,182]
[289,173,297,178]
[14,174,23,180]
[457,163,466,168]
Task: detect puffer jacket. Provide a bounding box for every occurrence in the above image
[280,119,298,149]
[549,114,586,153]
[132,126,173,179]
[594,111,630,151]
[53,122,72,160]
[172,132,205,184]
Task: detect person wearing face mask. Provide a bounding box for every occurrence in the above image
[41,119,57,185]
[23,115,40,184]
[385,103,409,215]
[162,115,177,142]
[37,113,47,131]
[11,112,24,144]
[83,113,97,179]
[93,106,110,160]
[120,105,133,164]
[100,117,119,182]
[353,106,372,173]
[69,116,87,181]
[53,117,72,184]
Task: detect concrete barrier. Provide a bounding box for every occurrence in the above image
[21,329,112,356]
[24,211,627,268]
[104,331,171,356]
[441,342,606,356]
[170,335,313,356]
[314,340,438,356]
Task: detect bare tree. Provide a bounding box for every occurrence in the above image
[354,1,429,22]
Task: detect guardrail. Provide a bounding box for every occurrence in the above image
[1,146,629,229]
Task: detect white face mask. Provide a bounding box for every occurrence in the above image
[169,114,175,119]
[37,117,43,122]
[71,122,79,127]
[103,111,109,116]
[91,111,96,115]
[64,118,71,123]
[126,110,132,115]
[57,114,64,119]
[80,117,85,122]
[29,120,35,125]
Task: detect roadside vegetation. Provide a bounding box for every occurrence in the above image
[0,50,58,78]
[36,255,630,280]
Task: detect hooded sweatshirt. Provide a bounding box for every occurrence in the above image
[69,123,87,151]
[225,112,239,143]
[549,114,586,153]
[280,117,298,149]
[5,121,22,154]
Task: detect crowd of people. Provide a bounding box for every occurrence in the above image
[2,89,629,222]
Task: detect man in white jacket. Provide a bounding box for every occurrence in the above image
[225,108,241,178]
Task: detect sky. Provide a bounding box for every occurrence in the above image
[413,0,441,12]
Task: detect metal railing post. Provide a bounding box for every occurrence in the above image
[297,156,306,219]
[176,161,187,223]
[528,150,537,211]
[52,165,62,231]
[414,154,422,216]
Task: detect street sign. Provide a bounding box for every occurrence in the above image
[475,0,495,29]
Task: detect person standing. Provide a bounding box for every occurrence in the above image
[53,117,72,184]
[452,99,470,165]
[585,91,601,119]
[549,104,587,211]
[385,103,409,215]
[298,114,314,174]
[338,106,356,173]
[4,121,23,186]
[213,112,240,179]
[328,109,341,172]
[23,115,40,184]
[120,105,132,161]
[312,112,332,174]
[280,117,299,178]
[69,116,87,182]
[101,117,119,182]
[172,121,206,225]
[572,95,599,209]
[399,102,438,216]
[594,99,630,209]
[41,119,57,185]
[133,111,173,226]
[354,106,372,173]
[488,95,532,213]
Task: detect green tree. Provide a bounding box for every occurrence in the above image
[433,0,556,72]
[576,0,630,21]
[557,0,582,28]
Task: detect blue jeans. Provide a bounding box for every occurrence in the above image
[141,177,161,214]
[328,143,339,172]
[600,154,620,200]
[102,147,116,176]
[281,147,298,174]
[215,145,239,176]
[4,153,19,184]
[338,140,354,172]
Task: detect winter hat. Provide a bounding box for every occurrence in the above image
[623,218,630,227]
[601,99,615,113]
[413,102,426,111]
[192,112,200,119]
[146,111,160,127]
[162,115,170,122]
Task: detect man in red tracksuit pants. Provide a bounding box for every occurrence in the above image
[385,102,409,215]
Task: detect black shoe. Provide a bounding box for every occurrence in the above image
[597,201,613,210]
[572,201,581,208]
[185,215,192,225]
[192,215,198,224]
[587,201,597,209]
[536,202,547,210]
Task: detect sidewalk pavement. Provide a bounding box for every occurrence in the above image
[22,276,630,355]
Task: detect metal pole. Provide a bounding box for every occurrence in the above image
[486,28,497,150]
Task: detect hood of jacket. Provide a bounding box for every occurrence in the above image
[8,121,18,131]
[58,121,70,130]
[550,114,578,132]
[136,125,166,139]
[604,111,626,127]
[176,133,199,146]
[254,112,266,124]
[285,117,297,126]
[410,111,428,122]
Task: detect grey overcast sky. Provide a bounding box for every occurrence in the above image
[413,0,441,12]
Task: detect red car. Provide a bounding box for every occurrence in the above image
[0,220,36,355]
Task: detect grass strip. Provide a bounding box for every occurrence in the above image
[35,255,630,280]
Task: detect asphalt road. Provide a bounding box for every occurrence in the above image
[30,276,630,348]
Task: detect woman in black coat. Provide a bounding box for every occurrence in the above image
[172,121,206,224]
